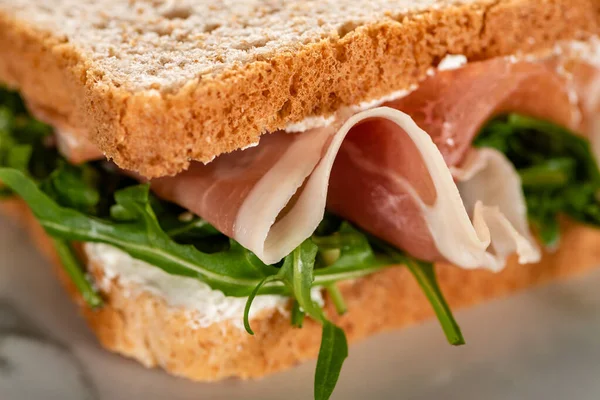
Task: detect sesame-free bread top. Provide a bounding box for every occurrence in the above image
[0,0,598,177]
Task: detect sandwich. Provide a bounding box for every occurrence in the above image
[1,0,599,398]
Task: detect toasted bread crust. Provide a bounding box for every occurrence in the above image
[3,198,600,381]
[1,0,598,177]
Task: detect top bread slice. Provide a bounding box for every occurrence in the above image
[0,0,599,177]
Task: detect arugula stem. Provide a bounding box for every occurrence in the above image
[291,300,305,328]
[51,238,103,309]
[243,275,280,335]
[326,284,347,315]
[313,265,386,285]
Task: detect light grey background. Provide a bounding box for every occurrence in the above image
[2,212,600,400]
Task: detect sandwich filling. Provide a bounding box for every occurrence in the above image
[1,39,600,400]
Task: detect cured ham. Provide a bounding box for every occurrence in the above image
[558,43,600,161]
[54,127,104,164]
[152,55,591,269]
[152,124,334,259]
[452,149,539,266]
[387,57,580,166]
[27,102,104,164]
[325,109,540,270]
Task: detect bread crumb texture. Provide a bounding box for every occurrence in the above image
[0,0,598,177]
[3,198,600,381]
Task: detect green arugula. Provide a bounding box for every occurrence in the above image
[278,241,349,400]
[0,91,55,177]
[314,321,348,400]
[325,284,347,315]
[369,237,465,345]
[0,169,284,296]
[475,114,600,247]
[290,299,305,327]
[52,237,104,308]
[0,87,465,400]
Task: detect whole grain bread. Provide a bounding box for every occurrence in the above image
[4,198,600,381]
[0,0,598,177]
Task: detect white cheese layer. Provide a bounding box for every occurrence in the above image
[84,243,290,329]
[437,54,468,71]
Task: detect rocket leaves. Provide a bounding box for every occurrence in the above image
[0,169,283,296]
[475,114,600,247]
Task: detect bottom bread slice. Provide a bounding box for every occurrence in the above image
[3,197,600,382]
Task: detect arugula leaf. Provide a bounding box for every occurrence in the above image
[4,144,32,172]
[0,103,54,177]
[406,261,465,345]
[41,163,100,214]
[314,321,348,400]
[51,238,103,309]
[518,158,575,188]
[0,94,56,198]
[1,164,405,308]
[475,114,600,247]
[370,236,465,346]
[0,169,283,297]
[0,166,404,305]
[0,89,28,114]
[313,222,388,285]
[279,240,322,318]
[278,240,349,400]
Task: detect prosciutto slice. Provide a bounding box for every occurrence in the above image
[325,109,540,271]
[562,56,600,161]
[27,102,104,164]
[387,58,580,165]
[53,127,104,164]
[150,56,594,270]
[452,149,539,266]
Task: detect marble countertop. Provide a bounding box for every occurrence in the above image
[3,213,600,400]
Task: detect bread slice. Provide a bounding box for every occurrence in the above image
[4,197,600,381]
[1,0,598,177]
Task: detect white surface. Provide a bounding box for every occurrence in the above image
[2,213,600,400]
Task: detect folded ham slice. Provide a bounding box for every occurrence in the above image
[26,102,104,164]
[325,110,539,271]
[151,106,539,270]
[152,55,590,270]
[562,56,600,161]
[452,149,539,266]
[387,57,580,166]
